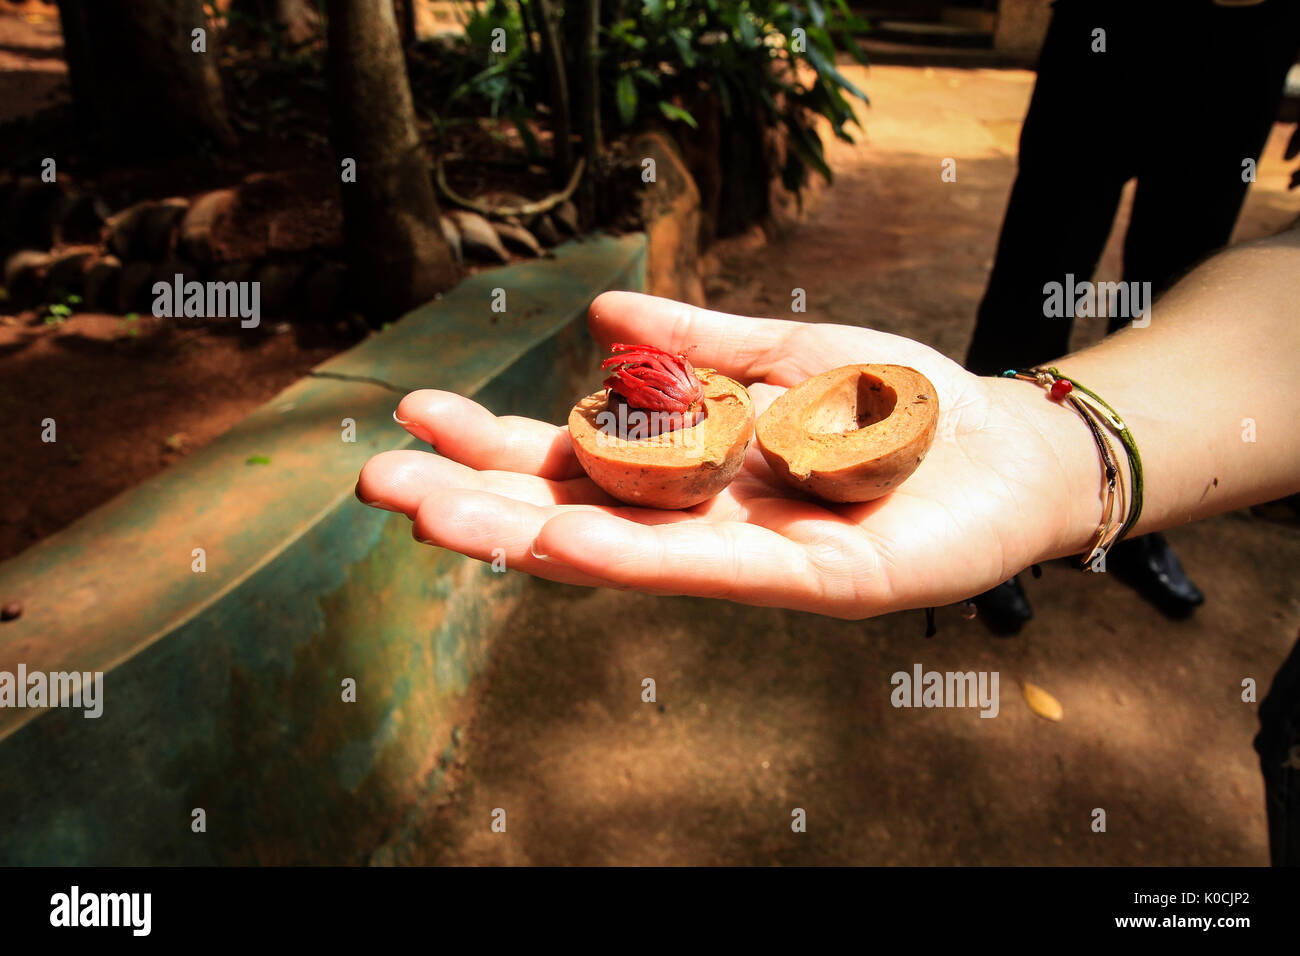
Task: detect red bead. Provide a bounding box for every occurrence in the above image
[1050,379,1073,401]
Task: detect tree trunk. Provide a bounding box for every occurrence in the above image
[325,0,456,323]
[56,0,237,152]
[532,0,572,184]
[396,0,416,50]
[573,0,600,222]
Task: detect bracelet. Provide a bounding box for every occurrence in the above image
[1001,367,1145,570]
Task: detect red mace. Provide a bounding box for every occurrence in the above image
[601,343,705,414]
[568,342,755,508]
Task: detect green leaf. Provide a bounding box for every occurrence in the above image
[246,454,272,466]
[784,116,832,183]
[49,304,71,316]
[124,313,140,323]
[616,73,639,126]
[66,294,83,305]
[737,12,758,48]
[670,29,696,68]
[804,37,870,105]
[658,101,698,128]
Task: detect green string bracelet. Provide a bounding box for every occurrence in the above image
[1001,367,1145,569]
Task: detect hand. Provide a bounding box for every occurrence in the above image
[356,292,1095,619]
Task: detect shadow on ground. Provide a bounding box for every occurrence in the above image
[388,66,1300,866]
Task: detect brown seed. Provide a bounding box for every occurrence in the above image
[568,370,754,510]
[756,364,939,503]
[1,601,22,622]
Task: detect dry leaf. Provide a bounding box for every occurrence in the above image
[1022,682,1064,722]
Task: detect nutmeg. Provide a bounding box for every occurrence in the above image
[568,344,754,509]
[756,364,938,503]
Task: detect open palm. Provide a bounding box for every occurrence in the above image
[357,292,1084,619]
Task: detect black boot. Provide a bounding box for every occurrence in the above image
[1106,532,1205,619]
[971,576,1034,636]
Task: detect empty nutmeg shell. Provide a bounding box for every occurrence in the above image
[756,363,939,503]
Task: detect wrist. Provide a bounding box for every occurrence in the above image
[985,373,1115,564]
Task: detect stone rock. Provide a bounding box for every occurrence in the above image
[267,198,343,255]
[116,260,156,314]
[532,213,563,247]
[491,220,544,257]
[146,258,203,322]
[553,200,580,235]
[150,258,204,297]
[57,192,111,245]
[83,255,123,311]
[629,130,705,306]
[439,215,462,262]
[228,170,344,260]
[178,188,237,264]
[3,249,51,289]
[255,260,307,317]
[2,249,52,305]
[106,198,189,262]
[447,210,509,263]
[44,249,96,297]
[209,260,257,286]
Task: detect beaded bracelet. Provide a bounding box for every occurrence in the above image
[1001,367,1145,570]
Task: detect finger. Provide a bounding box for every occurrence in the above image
[588,291,809,383]
[358,449,614,517]
[531,509,851,614]
[746,382,786,417]
[588,291,944,388]
[412,489,616,590]
[394,389,583,479]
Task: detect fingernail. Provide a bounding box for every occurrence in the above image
[393,409,436,449]
[415,535,436,546]
[529,540,554,562]
[354,481,377,506]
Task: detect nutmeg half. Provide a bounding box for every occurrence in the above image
[756,364,938,503]
[569,369,754,509]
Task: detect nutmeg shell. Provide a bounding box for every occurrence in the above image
[568,370,754,509]
[756,364,938,503]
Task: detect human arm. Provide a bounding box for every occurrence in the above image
[356,226,1300,618]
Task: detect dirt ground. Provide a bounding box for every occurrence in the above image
[396,65,1300,866]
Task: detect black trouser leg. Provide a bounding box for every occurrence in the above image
[1114,0,1300,332]
[965,0,1137,376]
[1256,633,1300,866]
